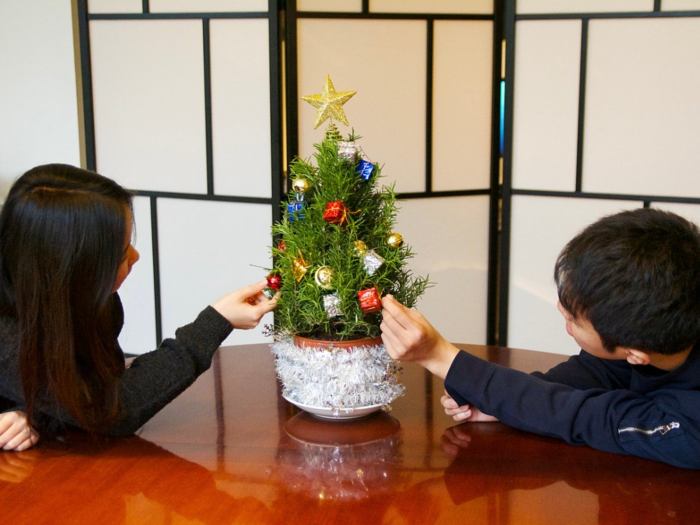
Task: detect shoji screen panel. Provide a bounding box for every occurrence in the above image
[294,1,495,343]
[583,18,700,197]
[297,19,427,193]
[508,196,639,355]
[157,199,273,346]
[0,0,81,194]
[90,19,207,193]
[82,1,280,354]
[397,197,491,344]
[506,2,700,354]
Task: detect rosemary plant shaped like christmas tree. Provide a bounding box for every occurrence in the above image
[269,76,428,417]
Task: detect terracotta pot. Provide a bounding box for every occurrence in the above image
[293,334,383,350]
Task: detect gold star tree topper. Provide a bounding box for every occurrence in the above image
[302,75,356,129]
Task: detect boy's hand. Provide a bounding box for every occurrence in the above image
[0,411,40,452]
[212,280,278,329]
[441,391,498,423]
[380,295,459,379]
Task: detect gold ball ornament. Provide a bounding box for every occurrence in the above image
[291,177,311,194]
[353,240,368,256]
[387,232,404,249]
[314,266,334,290]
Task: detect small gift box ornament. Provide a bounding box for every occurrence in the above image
[323,293,342,318]
[357,287,382,314]
[363,249,384,276]
[356,160,375,181]
[323,200,348,225]
[338,140,359,161]
[287,201,305,223]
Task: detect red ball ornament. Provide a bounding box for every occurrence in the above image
[277,240,286,252]
[323,200,348,225]
[267,274,282,290]
[357,287,382,314]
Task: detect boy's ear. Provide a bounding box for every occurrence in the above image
[623,348,651,366]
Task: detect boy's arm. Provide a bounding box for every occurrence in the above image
[531,351,632,389]
[445,351,699,469]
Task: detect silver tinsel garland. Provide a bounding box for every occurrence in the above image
[271,339,405,409]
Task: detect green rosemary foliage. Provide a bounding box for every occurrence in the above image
[271,132,429,340]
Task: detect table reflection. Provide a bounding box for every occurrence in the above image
[276,412,404,501]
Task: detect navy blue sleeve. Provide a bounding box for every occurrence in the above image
[531,351,632,389]
[445,351,700,469]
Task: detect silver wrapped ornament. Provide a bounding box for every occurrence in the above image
[362,249,384,276]
[338,140,359,161]
[323,293,342,318]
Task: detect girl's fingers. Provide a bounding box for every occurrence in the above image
[3,426,31,451]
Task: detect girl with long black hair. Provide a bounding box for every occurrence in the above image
[0,164,276,449]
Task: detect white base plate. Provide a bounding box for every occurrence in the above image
[283,395,384,420]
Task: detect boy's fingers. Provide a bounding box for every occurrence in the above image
[381,295,413,329]
[453,410,472,421]
[380,330,402,360]
[441,394,458,409]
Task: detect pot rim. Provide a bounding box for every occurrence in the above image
[293,334,383,349]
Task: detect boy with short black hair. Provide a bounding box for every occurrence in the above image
[380,208,699,468]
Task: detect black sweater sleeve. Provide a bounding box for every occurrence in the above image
[0,305,233,436]
[105,306,233,436]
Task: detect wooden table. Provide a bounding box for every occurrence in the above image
[1,344,698,524]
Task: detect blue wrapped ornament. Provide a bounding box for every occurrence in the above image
[287,201,305,222]
[356,159,375,181]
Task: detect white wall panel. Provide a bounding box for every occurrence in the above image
[90,20,207,193]
[297,19,426,193]
[158,199,272,346]
[663,0,700,9]
[118,197,157,355]
[298,0,362,12]
[396,196,490,344]
[650,202,700,226]
[508,196,639,354]
[371,0,493,14]
[583,18,700,198]
[0,0,80,196]
[150,0,267,12]
[517,0,653,14]
[512,20,580,191]
[88,0,142,13]
[210,19,271,198]
[432,21,493,191]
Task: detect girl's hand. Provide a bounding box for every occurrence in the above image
[441,391,498,423]
[0,411,40,452]
[212,280,278,329]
